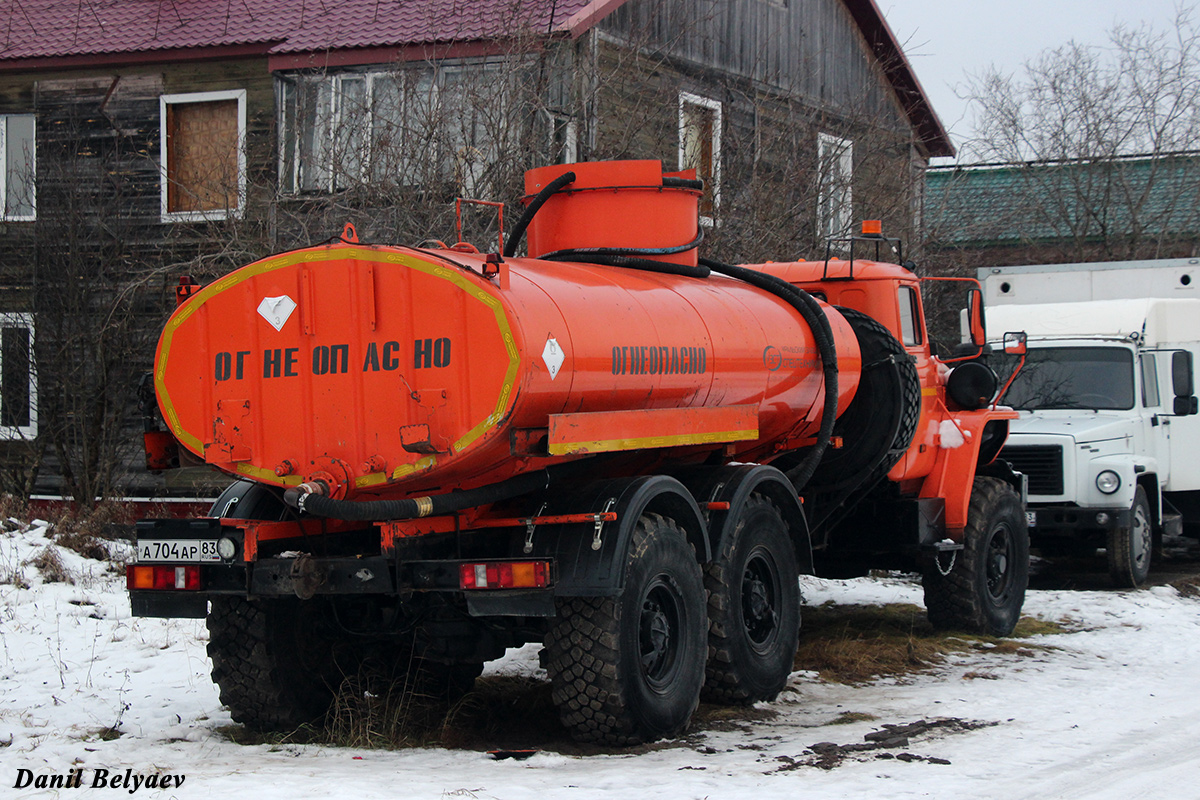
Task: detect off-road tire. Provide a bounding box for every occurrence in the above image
[207,596,345,730]
[702,495,800,704]
[544,514,706,745]
[1108,485,1152,588]
[924,477,1029,636]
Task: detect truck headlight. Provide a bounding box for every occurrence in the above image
[1096,470,1121,494]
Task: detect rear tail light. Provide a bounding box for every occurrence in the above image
[126,565,202,590]
[459,560,550,590]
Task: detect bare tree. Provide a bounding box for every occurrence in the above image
[929,6,1200,265]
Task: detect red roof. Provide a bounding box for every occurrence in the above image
[0,0,601,60]
[0,0,950,156]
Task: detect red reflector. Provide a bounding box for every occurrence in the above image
[459,561,550,590]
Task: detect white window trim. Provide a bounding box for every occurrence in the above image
[0,312,36,441]
[1,115,37,222]
[677,92,722,227]
[543,109,578,164]
[818,132,854,239]
[160,89,247,223]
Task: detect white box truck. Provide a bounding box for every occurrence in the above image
[979,259,1200,587]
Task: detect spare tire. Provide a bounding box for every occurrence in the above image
[802,306,921,491]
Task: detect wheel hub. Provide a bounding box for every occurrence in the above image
[986,525,1013,599]
[741,554,779,646]
[639,583,680,685]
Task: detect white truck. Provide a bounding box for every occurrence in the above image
[979,259,1200,587]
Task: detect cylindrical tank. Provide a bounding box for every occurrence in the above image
[154,174,862,501]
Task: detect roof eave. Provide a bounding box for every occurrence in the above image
[0,42,277,73]
[842,0,954,159]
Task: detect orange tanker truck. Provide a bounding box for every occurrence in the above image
[129,160,1028,745]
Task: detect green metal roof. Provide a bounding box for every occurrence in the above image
[925,153,1200,247]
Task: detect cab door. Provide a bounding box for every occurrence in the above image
[1139,352,1170,486]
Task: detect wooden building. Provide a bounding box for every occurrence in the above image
[0,0,950,502]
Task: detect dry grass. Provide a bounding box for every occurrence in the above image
[26,546,72,584]
[47,502,137,564]
[1172,575,1200,599]
[794,603,1065,684]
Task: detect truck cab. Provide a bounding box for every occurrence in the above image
[986,298,1200,586]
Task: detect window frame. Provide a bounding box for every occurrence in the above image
[1,114,37,222]
[897,284,924,347]
[282,65,523,195]
[817,132,854,239]
[0,312,36,440]
[545,110,578,165]
[677,91,722,227]
[1141,353,1161,408]
[159,89,247,223]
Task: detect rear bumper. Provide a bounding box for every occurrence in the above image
[128,556,556,618]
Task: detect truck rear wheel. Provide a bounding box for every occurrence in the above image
[208,596,345,730]
[702,495,799,704]
[544,513,706,745]
[1108,486,1152,588]
[923,477,1028,636]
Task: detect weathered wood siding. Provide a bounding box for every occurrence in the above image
[598,0,910,134]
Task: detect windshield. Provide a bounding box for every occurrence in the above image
[998,346,1135,411]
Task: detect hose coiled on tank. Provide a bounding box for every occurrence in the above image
[698,258,840,490]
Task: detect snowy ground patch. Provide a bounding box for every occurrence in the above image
[2,521,1199,799]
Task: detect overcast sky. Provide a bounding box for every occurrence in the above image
[879,0,1194,161]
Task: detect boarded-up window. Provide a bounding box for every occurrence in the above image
[0,314,35,439]
[1,115,36,221]
[678,93,722,223]
[161,91,245,220]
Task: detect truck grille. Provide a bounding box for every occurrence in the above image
[1000,445,1064,495]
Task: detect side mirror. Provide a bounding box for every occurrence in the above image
[1003,331,1027,356]
[967,289,986,348]
[1172,350,1197,415]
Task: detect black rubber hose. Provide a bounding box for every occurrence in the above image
[700,257,840,491]
[503,171,576,257]
[541,252,710,278]
[662,176,705,190]
[537,227,705,259]
[292,468,555,522]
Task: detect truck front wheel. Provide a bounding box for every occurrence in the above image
[702,496,800,704]
[545,513,706,745]
[1108,486,1152,588]
[923,477,1029,636]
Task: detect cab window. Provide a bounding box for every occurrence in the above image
[898,285,923,347]
[1141,353,1160,408]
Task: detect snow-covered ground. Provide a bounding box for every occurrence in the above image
[2,519,1199,799]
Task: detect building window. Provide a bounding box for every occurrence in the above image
[678,92,722,224]
[280,64,512,196]
[818,132,853,239]
[0,313,35,440]
[1,115,36,221]
[160,90,246,222]
[546,111,578,165]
